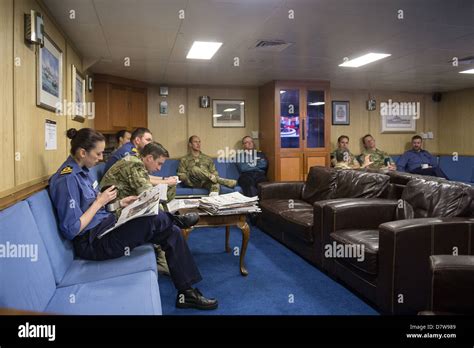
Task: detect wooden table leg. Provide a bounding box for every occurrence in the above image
[181,227,192,240]
[237,217,250,276]
[225,226,231,253]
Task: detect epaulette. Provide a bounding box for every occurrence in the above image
[60,166,73,175]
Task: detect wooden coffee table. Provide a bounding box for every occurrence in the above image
[179,209,250,276]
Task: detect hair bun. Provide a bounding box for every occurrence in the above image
[66,128,78,139]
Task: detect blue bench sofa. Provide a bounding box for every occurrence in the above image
[152,159,243,196]
[392,155,474,185]
[0,189,161,315]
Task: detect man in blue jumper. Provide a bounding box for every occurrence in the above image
[397,135,447,178]
[236,136,268,197]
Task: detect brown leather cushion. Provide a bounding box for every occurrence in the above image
[259,199,314,243]
[402,179,473,218]
[329,229,379,276]
[301,166,337,204]
[333,170,390,199]
[279,209,314,243]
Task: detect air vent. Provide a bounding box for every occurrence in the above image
[253,39,292,52]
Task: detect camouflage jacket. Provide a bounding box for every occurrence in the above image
[177,152,218,181]
[100,155,152,202]
[331,148,359,168]
[360,148,394,169]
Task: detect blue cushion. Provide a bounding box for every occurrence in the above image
[26,190,74,284]
[89,162,106,183]
[439,156,474,183]
[58,244,157,287]
[46,270,162,315]
[0,202,56,312]
[27,191,157,287]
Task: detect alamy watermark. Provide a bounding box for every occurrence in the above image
[217,147,260,166]
[324,242,365,262]
[380,99,420,119]
[0,242,38,262]
[18,322,55,341]
[54,99,95,119]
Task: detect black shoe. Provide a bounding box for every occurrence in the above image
[176,288,218,310]
[172,212,199,229]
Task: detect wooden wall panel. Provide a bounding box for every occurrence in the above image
[148,86,259,158]
[0,0,15,194]
[438,88,474,155]
[330,89,439,156]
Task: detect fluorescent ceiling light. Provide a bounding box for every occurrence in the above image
[339,53,391,67]
[459,69,474,74]
[213,114,222,117]
[223,108,236,112]
[308,102,325,106]
[186,41,222,60]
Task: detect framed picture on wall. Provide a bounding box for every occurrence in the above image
[212,100,245,128]
[380,100,417,133]
[37,33,63,112]
[71,64,86,122]
[332,101,350,125]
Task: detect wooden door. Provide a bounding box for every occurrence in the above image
[109,84,130,128]
[129,88,147,128]
[279,154,303,181]
[93,81,110,131]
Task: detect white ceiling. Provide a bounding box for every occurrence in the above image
[42,0,474,92]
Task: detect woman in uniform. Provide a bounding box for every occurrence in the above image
[48,128,218,310]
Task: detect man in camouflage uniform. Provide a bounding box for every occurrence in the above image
[178,135,237,195]
[360,134,396,171]
[331,135,373,169]
[100,142,175,275]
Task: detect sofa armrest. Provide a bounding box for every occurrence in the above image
[377,218,472,314]
[428,255,474,314]
[258,181,304,200]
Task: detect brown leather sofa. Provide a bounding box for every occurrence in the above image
[420,255,474,315]
[257,166,392,268]
[323,178,474,314]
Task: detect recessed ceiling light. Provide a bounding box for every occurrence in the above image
[339,53,391,67]
[186,41,223,60]
[459,69,474,74]
[223,108,237,112]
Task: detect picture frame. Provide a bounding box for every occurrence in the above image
[332,101,350,125]
[212,99,245,128]
[37,33,63,112]
[71,64,86,122]
[380,100,417,133]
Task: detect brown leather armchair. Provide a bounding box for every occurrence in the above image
[423,255,474,315]
[257,166,391,268]
[323,178,474,314]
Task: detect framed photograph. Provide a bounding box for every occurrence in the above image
[212,100,245,128]
[71,64,86,122]
[332,101,350,125]
[380,100,417,133]
[37,33,63,112]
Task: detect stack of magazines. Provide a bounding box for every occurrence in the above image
[198,192,260,215]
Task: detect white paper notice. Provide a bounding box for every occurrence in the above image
[45,119,57,150]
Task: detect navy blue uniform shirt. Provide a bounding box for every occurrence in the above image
[104,142,138,173]
[396,149,438,172]
[49,156,111,240]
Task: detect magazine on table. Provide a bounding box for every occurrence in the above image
[97,184,168,239]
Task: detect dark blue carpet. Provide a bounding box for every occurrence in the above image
[158,225,379,315]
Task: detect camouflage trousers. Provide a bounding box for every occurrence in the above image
[183,167,236,193]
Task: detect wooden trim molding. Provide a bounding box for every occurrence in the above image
[0,177,49,211]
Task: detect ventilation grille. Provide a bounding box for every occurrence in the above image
[253,39,292,52]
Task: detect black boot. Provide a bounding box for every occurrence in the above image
[171,212,200,229]
[176,288,218,310]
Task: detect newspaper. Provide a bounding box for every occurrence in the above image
[97,184,167,239]
[166,198,200,213]
[199,192,260,215]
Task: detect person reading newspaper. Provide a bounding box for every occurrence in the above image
[49,128,218,310]
[100,142,179,275]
